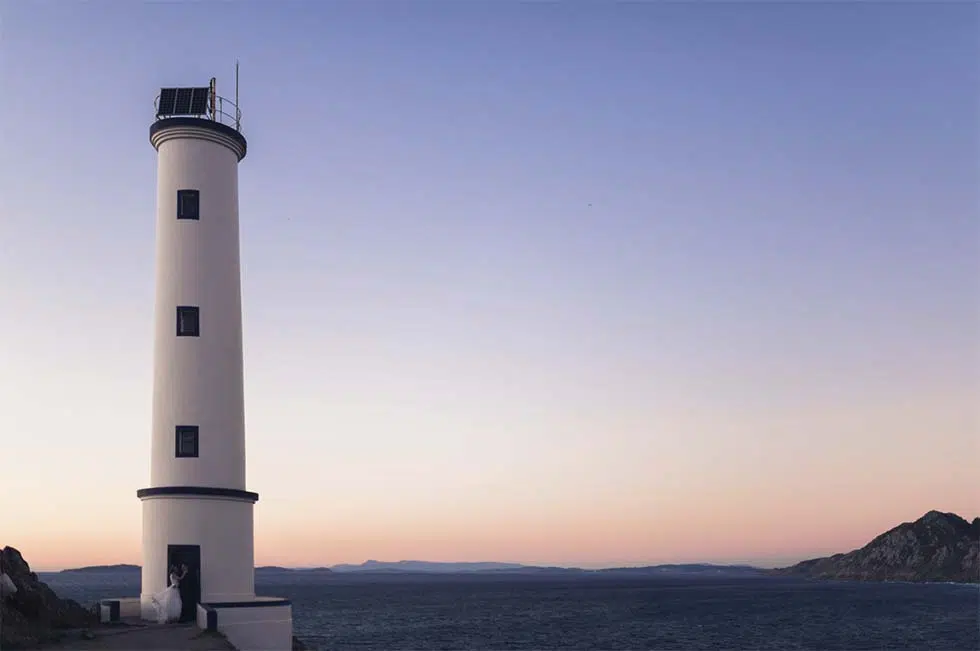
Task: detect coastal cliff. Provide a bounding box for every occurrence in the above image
[774,511,980,583]
[1,546,98,648]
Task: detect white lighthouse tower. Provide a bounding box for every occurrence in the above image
[137,75,293,651]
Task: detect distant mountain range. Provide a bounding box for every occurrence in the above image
[60,563,141,573]
[330,560,524,573]
[773,510,979,583]
[326,561,764,576]
[56,511,979,584]
[57,560,764,577]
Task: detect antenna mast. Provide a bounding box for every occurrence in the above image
[235,61,240,131]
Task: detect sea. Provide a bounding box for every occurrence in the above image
[38,571,979,650]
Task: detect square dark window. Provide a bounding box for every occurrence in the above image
[175,426,199,458]
[176,306,200,337]
[177,190,200,220]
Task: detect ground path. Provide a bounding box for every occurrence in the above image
[46,619,236,650]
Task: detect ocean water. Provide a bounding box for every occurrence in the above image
[39,572,979,650]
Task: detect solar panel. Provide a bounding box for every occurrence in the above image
[174,88,193,115]
[157,88,178,116]
[158,87,211,117]
[189,88,209,115]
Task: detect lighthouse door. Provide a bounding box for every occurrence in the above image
[166,544,201,623]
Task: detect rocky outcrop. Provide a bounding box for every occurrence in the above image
[774,511,980,583]
[1,546,98,649]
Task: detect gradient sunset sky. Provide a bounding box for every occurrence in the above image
[1,2,977,571]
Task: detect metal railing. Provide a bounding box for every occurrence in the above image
[154,93,243,133]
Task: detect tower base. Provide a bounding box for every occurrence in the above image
[139,490,258,614]
[198,598,293,651]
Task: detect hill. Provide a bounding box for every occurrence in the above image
[773,510,980,583]
[58,564,140,574]
[595,564,764,577]
[329,560,526,573]
[326,561,764,576]
[54,564,333,574]
[54,560,765,577]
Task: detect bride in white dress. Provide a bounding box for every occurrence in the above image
[151,564,187,624]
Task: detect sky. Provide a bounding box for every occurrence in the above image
[0,1,977,571]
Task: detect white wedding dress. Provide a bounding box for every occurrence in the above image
[151,572,183,624]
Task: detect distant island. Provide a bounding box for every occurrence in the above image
[51,511,979,584]
[327,560,764,576]
[773,510,979,583]
[55,560,764,577]
[59,563,140,573]
[330,560,524,573]
[56,564,334,574]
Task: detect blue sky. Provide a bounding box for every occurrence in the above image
[0,1,977,569]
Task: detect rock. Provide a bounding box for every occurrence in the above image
[1,546,99,649]
[292,635,310,650]
[773,511,980,583]
[1,572,17,596]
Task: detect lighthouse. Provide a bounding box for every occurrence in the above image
[136,74,293,651]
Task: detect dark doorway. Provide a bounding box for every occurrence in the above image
[166,544,201,623]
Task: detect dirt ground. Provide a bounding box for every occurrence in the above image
[46,622,236,650]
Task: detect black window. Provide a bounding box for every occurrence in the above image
[175,426,199,458]
[177,190,200,220]
[176,306,200,337]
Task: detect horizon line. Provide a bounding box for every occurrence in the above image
[34,558,796,572]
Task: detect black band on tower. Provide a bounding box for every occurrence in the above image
[137,486,259,503]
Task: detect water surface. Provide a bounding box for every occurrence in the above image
[41,571,979,650]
